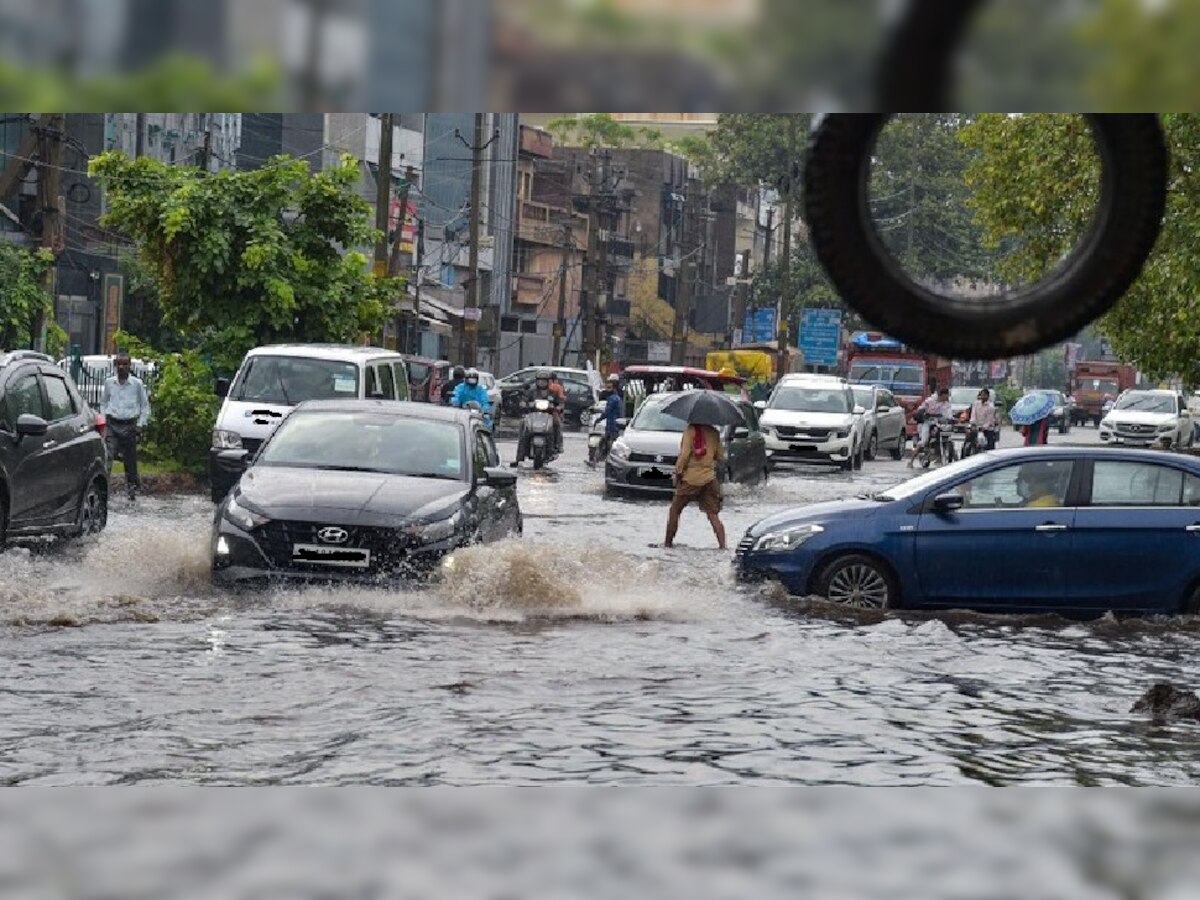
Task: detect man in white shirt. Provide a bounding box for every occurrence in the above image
[969,388,1000,450]
[908,386,953,467]
[100,351,152,501]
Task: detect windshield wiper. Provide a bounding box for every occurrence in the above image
[405,471,461,481]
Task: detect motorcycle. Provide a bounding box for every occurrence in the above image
[586,402,610,467]
[959,422,989,458]
[917,417,958,469]
[520,398,559,470]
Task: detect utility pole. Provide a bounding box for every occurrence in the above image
[202,114,214,173]
[34,114,65,351]
[373,113,395,346]
[135,113,146,158]
[389,165,417,350]
[670,188,699,366]
[580,149,614,367]
[410,218,424,355]
[552,222,572,366]
[464,113,485,367]
[777,114,798,380]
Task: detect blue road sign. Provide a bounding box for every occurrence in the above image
[799,308,843,367]
[742,307,777,344]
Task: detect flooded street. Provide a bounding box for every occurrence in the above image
[4,429,1200,786]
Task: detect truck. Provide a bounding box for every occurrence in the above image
[845,333,953,437]
[1068,360,1138,427]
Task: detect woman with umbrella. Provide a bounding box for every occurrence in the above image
[1010,391,1057,446]
[658,391,744,550]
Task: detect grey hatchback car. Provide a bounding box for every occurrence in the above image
[604,392,769,496]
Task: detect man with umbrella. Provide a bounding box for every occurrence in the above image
[659,391,743,551]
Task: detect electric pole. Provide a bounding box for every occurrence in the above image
[410,218,424,355]
[135,113,146,158]
[389,165,417,350]
[670,188,699,366]
[552,222,572,367]
[777,114,798,380]
[580,149,614,367]
[34,114,65,352]
[373,113,395,346]
[464,113,485,367]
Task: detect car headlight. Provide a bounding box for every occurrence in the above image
[1100,419,1112,429]
[834,428,850,439]
[610,440,631,462]
[212,428,243,449]
[405,513,461,545]
[1159,422,1177,432]
[223,495,269,531]
[752,523,825,552]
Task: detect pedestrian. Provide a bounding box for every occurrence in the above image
[664,421,727,550]
[970,387,1000,451]
[100,350,151,501]
[1021,415,1051,446]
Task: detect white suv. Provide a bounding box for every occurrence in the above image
[756,376,866,470]
[1100,389,1194,449]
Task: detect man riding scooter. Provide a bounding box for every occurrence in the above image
[588,373,624,468]
[451,367,493,429]
[512,369,563,467]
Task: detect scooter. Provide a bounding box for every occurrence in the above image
[586,402,608,467]
[959,422,988,458]
[463,400,493,432]
[519,398,560,470]
[918,417,958,469]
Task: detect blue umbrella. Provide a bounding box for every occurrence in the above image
[1010,391,1057,426]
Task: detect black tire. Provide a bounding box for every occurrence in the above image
[72,477,107,538]
[852,443,864,471]
[814,554,897,610]
[865,430,879,461]
[532,447,545,470]
[840,455,854,472]
[1183,583,1200,615]
[890,437,904,461]
[804,114,1168,359]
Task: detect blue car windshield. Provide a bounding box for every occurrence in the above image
[877,454,994,501]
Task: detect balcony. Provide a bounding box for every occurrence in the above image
[518,200,587,246]
[514,273,548,307]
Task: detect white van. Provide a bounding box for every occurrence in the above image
[209,344,410,502]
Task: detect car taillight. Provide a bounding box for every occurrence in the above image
[94,412,106,438]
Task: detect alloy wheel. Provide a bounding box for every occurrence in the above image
[826,563,891,609]
[79,481,107,535]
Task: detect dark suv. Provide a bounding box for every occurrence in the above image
[0,351,109,545]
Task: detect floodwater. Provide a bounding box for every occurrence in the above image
[3,430,1200,786]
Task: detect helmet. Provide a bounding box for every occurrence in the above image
[466,367,479,384]
[607,373,620,384]
[453,366,466,380]
[535,369,551,386]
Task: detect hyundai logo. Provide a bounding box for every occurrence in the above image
[317,526,349,545]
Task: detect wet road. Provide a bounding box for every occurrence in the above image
[3,426,1200,786]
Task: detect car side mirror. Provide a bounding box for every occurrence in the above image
[483,467,518,488]
[733,426,750,440]
[853,405,867,416]
[215,377,230,398]
[15,414,48,439]
[754,401,766,411]
[933,492,965,513]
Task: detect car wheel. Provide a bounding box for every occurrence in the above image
[865,431,879,461]
[840,455,854,472]
[815,554,897,610]
[890,436,904,460]
[1183,582,1200,615]
[73,477,107,538]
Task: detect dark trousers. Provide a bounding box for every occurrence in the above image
[106,421,140,495]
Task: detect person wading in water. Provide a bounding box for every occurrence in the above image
[664,422,727,550]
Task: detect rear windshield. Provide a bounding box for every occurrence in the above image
[233,356,360,406]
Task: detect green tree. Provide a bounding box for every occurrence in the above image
[545,113,663,150]
[89,152,394,372]
[958,113,1200,385]
[0,243,54,351]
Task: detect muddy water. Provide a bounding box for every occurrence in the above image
[3,432,1200,785]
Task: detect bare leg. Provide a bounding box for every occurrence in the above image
[707,512,727,550]
[664,497,685,548]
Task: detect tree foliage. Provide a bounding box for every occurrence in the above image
[545,114,663,150]
[959,113,1200,385]
[90,152,394,372]
[0,242,54,351]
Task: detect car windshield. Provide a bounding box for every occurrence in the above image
[631,398,688,433]
[876,453,996,501]
[477,373,496,388]
[1115,393,1174,414]
[233,356,359,406]
[770,386,851,414]
[950,387,978,405]
[849,363,924,391]
[258,412,465,480]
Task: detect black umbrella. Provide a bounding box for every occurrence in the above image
[659,390,745,427]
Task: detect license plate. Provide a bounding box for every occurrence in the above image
[789,444,816,451]
[641,467,671,481]
[292,543,371,568]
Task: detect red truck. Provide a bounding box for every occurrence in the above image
[846,334,953,437]
[1068,361,1137,427]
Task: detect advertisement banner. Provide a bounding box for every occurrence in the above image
[101,273,124,356]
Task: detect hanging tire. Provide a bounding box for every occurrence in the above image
[804,114,1168,359]
[814,554,897,610]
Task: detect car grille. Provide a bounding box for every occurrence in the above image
[774,425,829,440]
[255,521,415,574]
[630,452,678,465]
[1116,423,1157,435]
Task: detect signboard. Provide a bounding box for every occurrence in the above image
[798,308,843,368]
[647,341,671,363]
[990,360,1008,381]
[389,198,418,254]
[742,307,777,344]
[101,273,124,356]
[464,307,483,321]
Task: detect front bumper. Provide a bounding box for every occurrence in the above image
[763,431,851,464]
[1099,427,1174,446]
[734,540,817,595]
[605,458,675,495]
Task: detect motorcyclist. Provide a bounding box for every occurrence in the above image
[908,386,953,467]
[548,372,568,451]
[589,373,624,467]
[441,366,466,405]
[969,387,1000,451]
[513,369,562,466]
[451,367,492,427]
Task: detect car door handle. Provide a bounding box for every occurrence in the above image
[1034,524,1068,533]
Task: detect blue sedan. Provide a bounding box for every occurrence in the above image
[736,448,1200,617]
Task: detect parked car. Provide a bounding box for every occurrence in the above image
[1100,389,1194,449]
[850,384,907,461]
[1,350,109,545]
[498,367,598,426]
[736,447,1200,617]
[756,375,867,471]
[211,401,520,584]
[401,356,451,404]
[605,391,768,497]
[209,344,412,503]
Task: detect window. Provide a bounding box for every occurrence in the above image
[473,431,491,477]
[367,364,396,400]
[479,431,500,467]
[1091,461,1186,506]
[391,363,409,400]
[5,374,45,425]
[407,361,430,385]
[879,390,895,410]
[44,376,75,420]
[955,460,1074,510]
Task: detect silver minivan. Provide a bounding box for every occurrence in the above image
[208,344,410,502]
